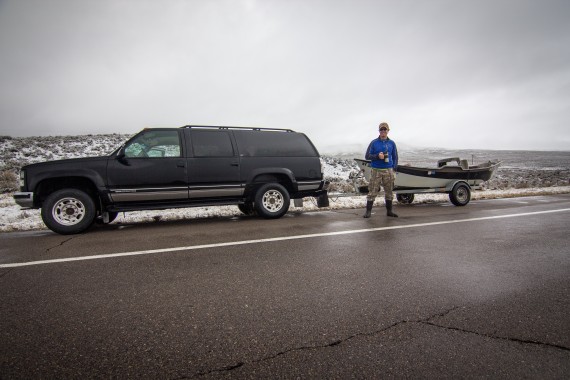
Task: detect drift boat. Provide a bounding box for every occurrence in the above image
[353,157,501,206]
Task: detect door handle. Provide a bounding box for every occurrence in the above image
[176,161,186,168]
[231,162,239,167]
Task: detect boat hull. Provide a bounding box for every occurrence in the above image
[395,170,459,190]
[354,158,501,192]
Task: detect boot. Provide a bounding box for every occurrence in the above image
[386,200,398,217]
[363,200,373,218]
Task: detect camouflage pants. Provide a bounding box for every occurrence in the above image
[367,168,395,202]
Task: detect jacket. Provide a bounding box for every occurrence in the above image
[365,137,398,169]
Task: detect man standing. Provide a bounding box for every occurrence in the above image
[363,122,399,218]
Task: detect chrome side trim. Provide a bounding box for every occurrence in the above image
[111,186,188,193]
[297,181,322,191]
[109,188,188,202]
[189,185,244,199]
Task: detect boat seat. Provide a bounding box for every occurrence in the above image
[460,159,469,170]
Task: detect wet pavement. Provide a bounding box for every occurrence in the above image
[1,194,569,378]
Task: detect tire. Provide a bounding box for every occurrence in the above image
[237,202,256,216]
[396,193,415,205]
[41,189,96,234]
[449,183,471,206]
[254,183,290,219]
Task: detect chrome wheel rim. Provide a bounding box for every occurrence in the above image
[52,197,86,226]
[262,190,284,212]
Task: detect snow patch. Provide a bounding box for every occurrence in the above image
[2,187,569,233]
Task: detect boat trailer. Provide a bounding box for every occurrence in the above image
[327,157,501,206]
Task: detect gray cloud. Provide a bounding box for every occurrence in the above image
[1,0,569,151]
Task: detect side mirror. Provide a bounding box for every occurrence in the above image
[116,146,129,165]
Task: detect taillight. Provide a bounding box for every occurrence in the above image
[19,170,25,190]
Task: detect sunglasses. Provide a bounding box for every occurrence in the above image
[379,128,388,132]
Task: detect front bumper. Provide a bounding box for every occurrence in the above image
[13,192,34,208]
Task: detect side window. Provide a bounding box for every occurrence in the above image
[191,130,234,157]
[124,130,181,158]
[234,131,318,157]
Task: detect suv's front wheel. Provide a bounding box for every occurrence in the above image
[254,183,290,219]
[41,189,96,234]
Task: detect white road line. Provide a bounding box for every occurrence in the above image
[2,208,569,268]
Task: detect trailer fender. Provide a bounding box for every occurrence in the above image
[445,180,470,193]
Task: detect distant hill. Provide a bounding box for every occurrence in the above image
[0,133,360,192]
[0,133,359,176]
[1,134,568,193]
[320,141,422,156]
[0,134,131,172]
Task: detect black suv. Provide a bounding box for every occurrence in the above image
[14,126,329,234]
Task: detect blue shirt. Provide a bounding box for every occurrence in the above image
[365,137,398,169]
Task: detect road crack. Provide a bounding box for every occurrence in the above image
[45,237,75,255]
[420,320,570,352]
[419,305,570,352]
[180,305,569,378]
[181,306,461,379]
[1,237,76,279]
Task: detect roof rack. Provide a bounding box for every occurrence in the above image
[181,125,294,132]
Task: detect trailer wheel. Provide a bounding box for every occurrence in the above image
[396,194,415,205]
[41,189,96,234]
[449,183,471,206]
[254,183,290,219]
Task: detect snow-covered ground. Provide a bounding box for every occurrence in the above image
[2,186,569,233]
[1,134,569,232]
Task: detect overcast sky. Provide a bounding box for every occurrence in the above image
[1,0,569,151]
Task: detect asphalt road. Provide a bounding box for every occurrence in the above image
[1,194,570,379]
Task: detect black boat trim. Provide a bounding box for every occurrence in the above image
[396,165,495,181]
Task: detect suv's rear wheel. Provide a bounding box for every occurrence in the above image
[254,183,290,219]
[41,189,96,234]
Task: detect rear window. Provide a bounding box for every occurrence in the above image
[234,131,318,157]
[191,130,235,157]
